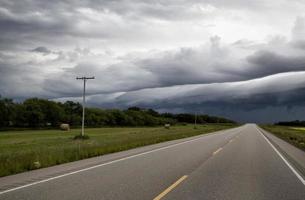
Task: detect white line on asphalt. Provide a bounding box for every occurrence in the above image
[0,127,243,195]
[213,147,223,155]
[257,127,305,186]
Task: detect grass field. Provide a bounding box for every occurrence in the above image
[0,124,237,177]
[260,125,305,151]
[291,127,305,131]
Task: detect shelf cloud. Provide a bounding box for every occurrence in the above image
[1,0,305,122]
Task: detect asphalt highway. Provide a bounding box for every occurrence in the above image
[0,124,304,200]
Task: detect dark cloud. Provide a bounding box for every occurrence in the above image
[2,1,305,122]
[0,60,48,99]
[31,46,51,54]
[72,71,305,123]
[43,34,305,98]
[0,0,216,50]
[246,50,305,75]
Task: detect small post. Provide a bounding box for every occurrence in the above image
[194,112,197,129]
[76,76,95,137]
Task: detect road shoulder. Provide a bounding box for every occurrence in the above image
[258,126,305,179]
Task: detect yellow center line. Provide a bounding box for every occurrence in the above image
[153,175,188,200]
[213,147,223,155]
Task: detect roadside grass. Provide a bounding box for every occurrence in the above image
[260,125,305,151]
[0,124,237,177]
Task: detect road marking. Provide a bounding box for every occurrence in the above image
[229,139,234,143]
[153,175,188,200]
[0,127,243,195]
[213,147,223,155]
[257,127,305,186]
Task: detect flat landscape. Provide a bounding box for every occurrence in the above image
[1,124,304,200]
[0,124,236,177]
[2,1,305,199]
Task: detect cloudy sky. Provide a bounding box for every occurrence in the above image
[1,0,305,122]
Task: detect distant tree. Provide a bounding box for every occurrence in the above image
[85,108,108,126]
[276,120,305,127]
[43,101,65,126]
[161,113,175,118]
[127,107,142,111]
[146,109,159,117]
[109,109,131,126]
[62,101,82,126]
[176,114,194,123]
[0,95,235,128]
[13,104,27,127]
[23,98,45,127]
[0,96,15,127]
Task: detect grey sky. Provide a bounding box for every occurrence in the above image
[1,0,305,122]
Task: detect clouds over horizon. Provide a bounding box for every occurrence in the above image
[1,0,305,122]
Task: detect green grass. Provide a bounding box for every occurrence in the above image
[0,124,237,177]
[291,127,305,131]
[260,125,305,151]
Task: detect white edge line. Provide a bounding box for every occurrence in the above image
[256,127,305,186]
[213,147,223,155]
[0,126,242,195]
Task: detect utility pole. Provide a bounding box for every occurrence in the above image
[194,112,197,129]
[76,76,95,137]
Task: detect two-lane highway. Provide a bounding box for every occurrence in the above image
[0,124,304,200]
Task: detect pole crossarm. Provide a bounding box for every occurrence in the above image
[76,77,95,80]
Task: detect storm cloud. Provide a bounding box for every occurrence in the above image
[1,0,305,122]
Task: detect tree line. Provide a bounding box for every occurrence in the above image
[275,120,305,127]
[0,96,235,128]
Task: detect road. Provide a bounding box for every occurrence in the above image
[0,124,304,200]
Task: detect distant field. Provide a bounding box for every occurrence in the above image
[291,127,305,131]
[260,125,305,151]
[0,124,237,177]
